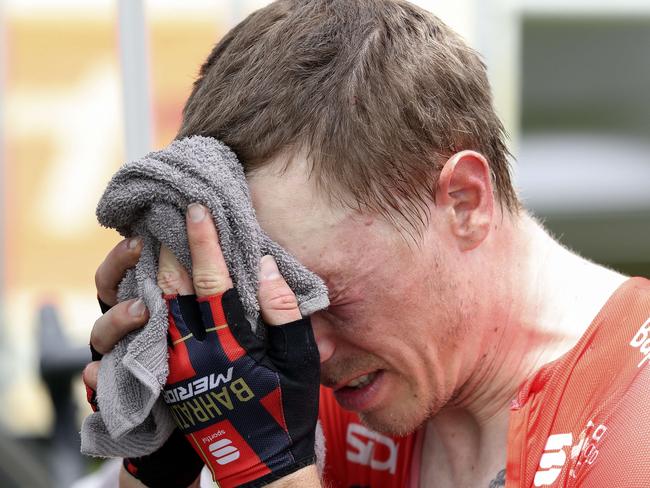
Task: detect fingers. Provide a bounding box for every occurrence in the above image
[258,255,301,326]
[95,237,143,306]
[83,361,100,391]
[90,298,149,355]
[83,361,100,412]
[158,245,194,295]
[186,203,233,297]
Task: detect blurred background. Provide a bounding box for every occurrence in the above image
[0,0,648,486]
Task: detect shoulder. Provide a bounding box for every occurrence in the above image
[566,278,650,482]
[510,278,650,486]
[577,364,650,486]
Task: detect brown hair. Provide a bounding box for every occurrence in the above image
[179,0,519,229]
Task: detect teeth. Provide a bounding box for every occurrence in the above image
[346,372,376,389]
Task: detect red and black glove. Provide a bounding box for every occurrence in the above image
[87,297,204,488]
[163,288,320,488]
[121,429,204,487]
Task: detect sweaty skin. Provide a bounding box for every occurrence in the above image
[89,149,626,487]
[247,150,626,487]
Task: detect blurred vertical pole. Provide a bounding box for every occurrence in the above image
[118,0,152,161]
[0,0,7,397]
[0,0,5,303]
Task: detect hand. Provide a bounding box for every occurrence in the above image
[85,237,148,410]
[158,203,320,488]
[85,237,205,488]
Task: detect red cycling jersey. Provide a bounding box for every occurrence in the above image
[319,277,650,487]
[319,386,422,488]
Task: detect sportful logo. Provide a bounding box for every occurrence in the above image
[534,421,608,486]
[164,367,234,404]
[629,317,650,368]
[346,423,398,475]
[568,421,607,479]
[534,433,573,487]
[209,438,240,465]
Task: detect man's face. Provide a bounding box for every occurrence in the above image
[248,156,473,435]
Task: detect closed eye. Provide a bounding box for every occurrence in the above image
[322,300,358,322]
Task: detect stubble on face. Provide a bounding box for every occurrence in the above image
[248,154,473,437]
[317,235,466,437]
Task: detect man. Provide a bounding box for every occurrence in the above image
[84,0,650,486]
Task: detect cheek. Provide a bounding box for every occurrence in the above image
[346,275,461,382]
[354,275,433,340]
[335,297,428,366]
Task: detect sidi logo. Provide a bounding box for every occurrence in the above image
[209,438,240,465]
[346,423,398,475]
[630,317,650,368]
[534,433,573,487]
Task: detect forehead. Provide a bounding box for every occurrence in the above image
[246,153,393,278]
[247,154,347,265]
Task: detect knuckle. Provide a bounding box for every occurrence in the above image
[91,304,140,354]
[90,322,109,354]
[94,262,109,292]
[265,289,299,311]
[82,362,99,387]
[94,257,122,305]
[157,269,185,294]
[81,364,91,385]
[192,270,228,295]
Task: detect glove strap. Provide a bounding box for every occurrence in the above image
[122,429,204,488]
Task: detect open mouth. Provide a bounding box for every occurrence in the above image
[334,370,385,411]
[340,371,379,390]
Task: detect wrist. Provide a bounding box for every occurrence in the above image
[120,465,201,488]
[122,429,203,488]
[256,456,317,488]
[266,464,320,488]
[208,454,316,488]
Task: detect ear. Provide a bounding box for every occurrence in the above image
[435,150,494,251]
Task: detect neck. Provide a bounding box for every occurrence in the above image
[421,406,510,488]
[421,213,627,487]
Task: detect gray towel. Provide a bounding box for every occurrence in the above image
[80,136,329,458]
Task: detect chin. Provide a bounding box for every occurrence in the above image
[358,384,450,436]
[358,400,430,437]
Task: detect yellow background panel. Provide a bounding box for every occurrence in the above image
[150,19,224,147]
[2,10,223,434]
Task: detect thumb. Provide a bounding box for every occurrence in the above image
[258,255,302,325]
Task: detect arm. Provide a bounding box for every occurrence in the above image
[156,203,321,487]
[118,467,197,488]
[119,466,201,488]
[117,462,319,488]
[267,465,320,487]
[85,204,322,487]
[85,239,204,488]
[118,465,146,488]
[118,465,319,488]
[119,466,202,488]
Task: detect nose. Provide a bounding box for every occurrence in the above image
[311,314,336,363]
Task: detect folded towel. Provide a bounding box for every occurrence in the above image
[80,136,329,458]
